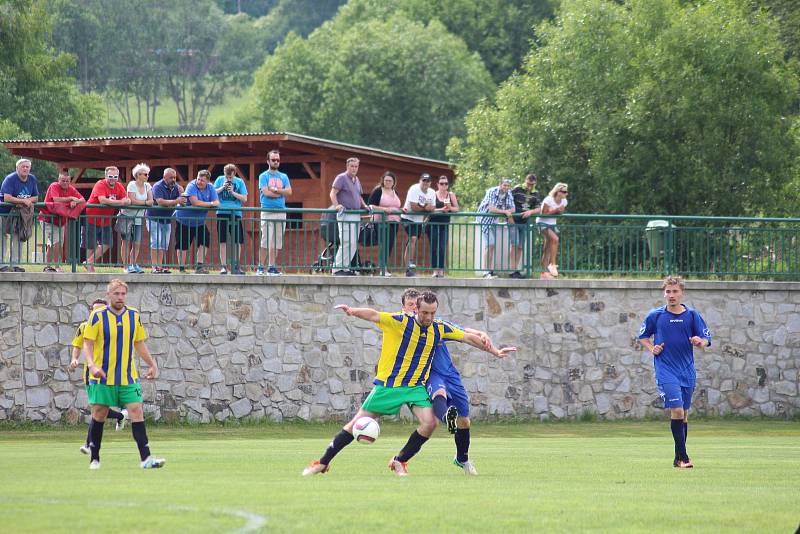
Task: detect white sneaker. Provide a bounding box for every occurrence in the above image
[453,458,478,475]
[89,460,101,470]
[547,264,559,277]
[79,445,90,455]
[116,409,128,431]
[141,456,166,469]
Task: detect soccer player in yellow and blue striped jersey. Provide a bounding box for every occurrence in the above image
[303,291,516,477]
[69,298,128,454]
[81,279,164,470]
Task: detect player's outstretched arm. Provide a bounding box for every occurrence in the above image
[334,304,380,323]
[462,332,516,358]
[134,341,159,379]
[464,328,491,350]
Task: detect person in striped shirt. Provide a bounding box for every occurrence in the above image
[81,279,165,470]
[303,291,516,477]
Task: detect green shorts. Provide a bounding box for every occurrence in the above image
[361,385,432,415]
[87,383,143,407]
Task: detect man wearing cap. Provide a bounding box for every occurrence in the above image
[509,174,542,278]
[400,173,436,277]
[476,177,515,278]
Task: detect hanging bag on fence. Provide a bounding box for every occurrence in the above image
[114,215,134,238]
[358,222,379,246]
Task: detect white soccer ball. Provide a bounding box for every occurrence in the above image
[352,416,380,444]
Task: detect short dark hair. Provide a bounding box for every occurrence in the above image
[401,288,420,306]
[416,290,438,309]
[91,298,107,307]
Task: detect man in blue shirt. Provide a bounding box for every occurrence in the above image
[147,168,185,273]
[1,158,39,272]
[214,164,248,275]
[638,276,712,468]
[257,150,292,275]
[174,170,219,274]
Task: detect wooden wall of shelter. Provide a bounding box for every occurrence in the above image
[2,133,453,269]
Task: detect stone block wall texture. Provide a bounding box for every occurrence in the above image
[0,275,798,423]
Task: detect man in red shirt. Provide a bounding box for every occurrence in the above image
[38,169,85,272]
[84,166,130,272]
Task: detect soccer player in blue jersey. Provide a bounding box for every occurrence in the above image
[399,289,496,476]
[638,276,711,468]
[82,279,165,470]
[303,291,516,477]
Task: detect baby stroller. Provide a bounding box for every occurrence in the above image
[311,207,378,274]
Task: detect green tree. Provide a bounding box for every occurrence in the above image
[449,0,799,215]
[0,0,103,140]
[253,0,346,53]
[250,14,493,159]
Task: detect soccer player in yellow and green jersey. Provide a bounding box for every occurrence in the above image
[69,298,127,454]
[82,279,164,470]
[303,291,516,477]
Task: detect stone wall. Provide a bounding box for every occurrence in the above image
[0,274,798,423]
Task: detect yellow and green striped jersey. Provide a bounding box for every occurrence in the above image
[375,312,465,387]
[83,306,147,385]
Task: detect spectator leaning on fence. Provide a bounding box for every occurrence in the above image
[119,163,154,274]
[330,157,370,276]
[84,166,130,273]
[400,173,436,277]
[368,171,403,274]
[38,169,86,272]
[174,170,219,274]
[214,164,248,275]
[147,168,185,274]
[0,158,39,272]
[508,174,542,279]
[258,150,292,276]
[535,182,568,278]
[476,177,515,279]
[426,175,459,278]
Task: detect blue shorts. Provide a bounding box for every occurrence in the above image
[426,371,470,417]
[147,219,172,250]
[509,223,529,247]
[657,383,694,409]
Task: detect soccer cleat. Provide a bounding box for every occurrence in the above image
[445,406,458,434]
[79,445,90,455]
[388,457,409,477]
[89,460,100,470]
[675,459,694,469]
[116,409,129,431]
[453,458,478,476]
[302,459,330,476]
[141,456,166,469]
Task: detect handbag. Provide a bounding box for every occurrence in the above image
[358,222,379,246]
[114,215,134,237]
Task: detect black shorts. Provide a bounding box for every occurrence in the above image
[175,222,210,250]
[403,220,423,238]
[216,214,244,244]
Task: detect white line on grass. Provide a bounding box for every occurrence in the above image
[0,497,268,534]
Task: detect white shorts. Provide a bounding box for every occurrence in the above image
[260,212,287,250]
[40,221,65,246]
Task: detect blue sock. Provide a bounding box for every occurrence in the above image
[432,395,448,422]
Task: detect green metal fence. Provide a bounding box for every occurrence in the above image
[0,205,798,279]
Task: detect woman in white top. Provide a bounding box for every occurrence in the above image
[535,182,568,278]
[120,163,154,273]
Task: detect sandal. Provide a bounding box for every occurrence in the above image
[43,266,57,273]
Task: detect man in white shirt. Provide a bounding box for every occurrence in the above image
[400,173,435,277]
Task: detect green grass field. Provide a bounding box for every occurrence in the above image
[1,420,798,533]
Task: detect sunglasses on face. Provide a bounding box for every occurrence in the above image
[439,182,449,185]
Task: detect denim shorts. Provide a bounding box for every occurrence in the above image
[509,223,529,247]
[147,219,172,250]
